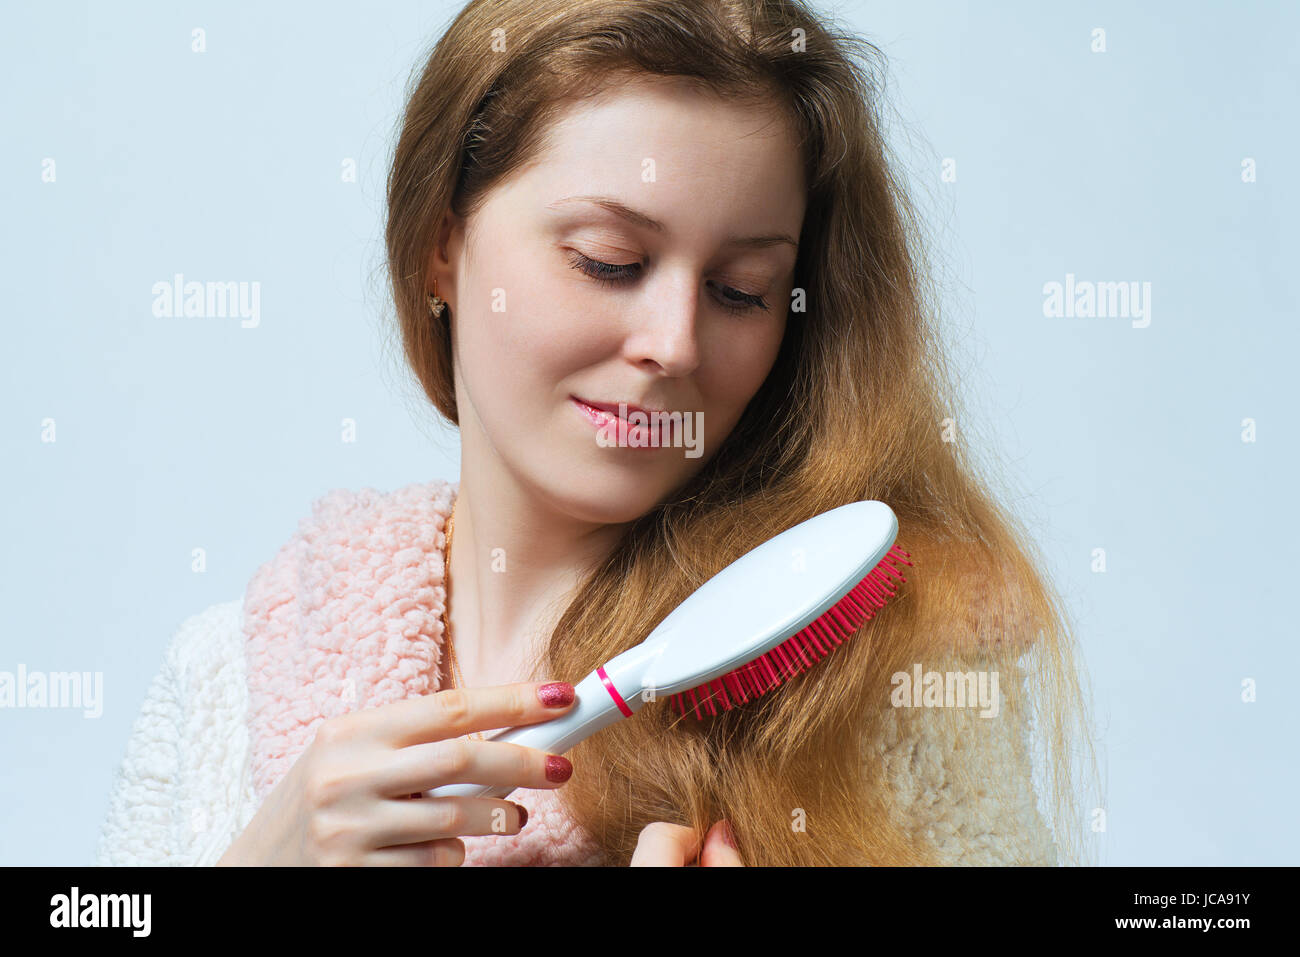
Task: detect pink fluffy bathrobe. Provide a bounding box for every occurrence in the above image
[96,479,1060,866]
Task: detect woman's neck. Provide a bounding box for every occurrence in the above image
[446,473,630,688]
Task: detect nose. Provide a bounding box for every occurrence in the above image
[623,273,702,377]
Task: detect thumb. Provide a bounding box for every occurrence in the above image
[699,820,744,867]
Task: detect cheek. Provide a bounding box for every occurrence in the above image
[458,261,611,416]
[701,320,786,423]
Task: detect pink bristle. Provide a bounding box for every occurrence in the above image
[669,543,912,720]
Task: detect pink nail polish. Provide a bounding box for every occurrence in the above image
[537,682,575,707]
[720,820,737,849]
[509,801,528,829]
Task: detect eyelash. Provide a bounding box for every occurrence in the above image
[566,251,769,314]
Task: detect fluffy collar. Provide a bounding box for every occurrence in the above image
[240,479,605,865]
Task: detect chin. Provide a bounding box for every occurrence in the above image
[534,462,677,526]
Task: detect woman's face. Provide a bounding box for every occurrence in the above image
[433,75,806,525]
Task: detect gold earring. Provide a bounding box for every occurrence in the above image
[427,279,446,319]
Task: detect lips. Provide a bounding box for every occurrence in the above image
[573,396,667,419]
[570,395,674,447]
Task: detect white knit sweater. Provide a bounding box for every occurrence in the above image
[95,599,1061,866]
[96,599,258,867]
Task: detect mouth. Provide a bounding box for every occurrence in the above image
[574,396,667,418]
[570,395,673,448]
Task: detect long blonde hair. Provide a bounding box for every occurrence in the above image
[386,0,1101,866]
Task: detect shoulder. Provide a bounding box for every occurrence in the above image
[874,655,1060,866]
[243,479,456,604]
[165,598,248,738]
[165,599,245,686]
[96,599,250,866]
[292,479,455,536]
[900,531,1042,654]
[116,598,247,753]
[241,479,455,643]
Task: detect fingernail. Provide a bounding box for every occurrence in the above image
[509,801,528,829]
[537,682,575,707]
[545,754,573,783]
[720,820,737,849]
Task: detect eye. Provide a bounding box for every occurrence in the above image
[567,250,641,286]
[707,280,769,314]
[566,251,770,315]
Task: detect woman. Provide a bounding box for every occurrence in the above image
[97,0,1099,867]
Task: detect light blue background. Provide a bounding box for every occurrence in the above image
[2,0,1295,866]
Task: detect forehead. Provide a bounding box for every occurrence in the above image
[485,75,807,245]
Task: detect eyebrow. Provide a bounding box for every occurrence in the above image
[545,195,798,251]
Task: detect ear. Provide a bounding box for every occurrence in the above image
[427,209,465,302]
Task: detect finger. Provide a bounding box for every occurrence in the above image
[699,821,744,867]
[629,822,701,867]
[373,682,576,748]
[369,796,529,849]
[362,838,466,867]
[375,737,573,798]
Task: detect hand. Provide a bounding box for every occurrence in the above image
[629,820,744,866]
[216,681,577,866]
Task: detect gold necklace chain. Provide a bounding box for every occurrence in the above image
[441,501,483,741]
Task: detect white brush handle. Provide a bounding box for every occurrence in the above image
[420,499,899,801]
[422,664,645,800]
